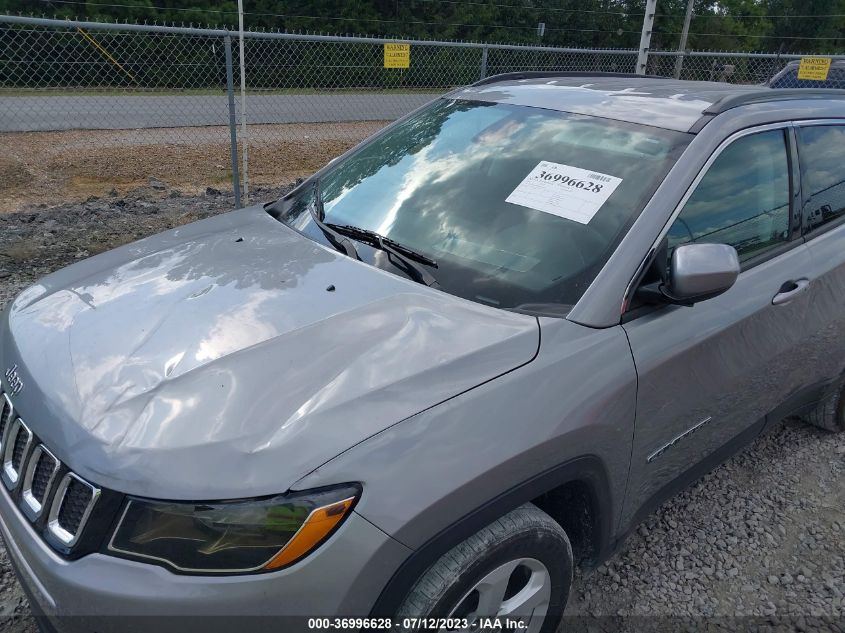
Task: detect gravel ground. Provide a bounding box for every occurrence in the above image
[568,420,844,630]
[0,121,382,213]
[0,185,843,632]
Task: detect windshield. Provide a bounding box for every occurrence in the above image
[275,99,691,312]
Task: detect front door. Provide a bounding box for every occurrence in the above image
[620,126,814,527]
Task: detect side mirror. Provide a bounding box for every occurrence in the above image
[638,243,740,307]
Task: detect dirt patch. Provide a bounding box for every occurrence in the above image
[0,181,296,312]
[0,156,33,199]
[0,121,385,213]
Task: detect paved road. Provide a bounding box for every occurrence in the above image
[0,93,440,132]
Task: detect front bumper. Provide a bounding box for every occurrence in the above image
[0,478,412,633]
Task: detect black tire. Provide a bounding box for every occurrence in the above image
[395,504,572,633]
[799,381,845,433]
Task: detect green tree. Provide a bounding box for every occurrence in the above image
[0,0,842,52]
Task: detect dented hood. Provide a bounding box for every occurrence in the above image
[1,207,539,499]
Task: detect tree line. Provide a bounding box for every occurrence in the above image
[1,0,843,53]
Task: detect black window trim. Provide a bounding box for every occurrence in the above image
[737,124,803,270]
[622,121,802,319]
[792,119,845,243]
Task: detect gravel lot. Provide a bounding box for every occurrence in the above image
[0,184,843,631]
[0,121,383,213]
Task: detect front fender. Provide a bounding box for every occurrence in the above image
[293,317,637,600]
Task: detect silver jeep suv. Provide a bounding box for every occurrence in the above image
[1,74,844,633]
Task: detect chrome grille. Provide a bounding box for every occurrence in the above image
[0,394,12,447]
[11,425,29,471]
[48,473,100,546]
[2,418,32,489]
[31,448,58,502]
[0,384,100,549]
[22,445,60,517]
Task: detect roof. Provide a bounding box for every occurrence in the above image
[449,74,844,133]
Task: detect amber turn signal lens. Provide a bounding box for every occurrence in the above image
[263,497,356,570]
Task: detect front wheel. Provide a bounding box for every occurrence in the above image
[395,504,573,633]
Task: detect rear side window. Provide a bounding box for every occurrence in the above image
[667,129,791,263]
[797,125,845,233]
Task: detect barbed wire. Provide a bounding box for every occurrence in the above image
[24,0,845,23]
[12,2,845,49]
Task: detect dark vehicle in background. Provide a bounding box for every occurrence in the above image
[768,59,845,89]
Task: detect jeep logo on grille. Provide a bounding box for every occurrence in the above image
[4,364,23,396]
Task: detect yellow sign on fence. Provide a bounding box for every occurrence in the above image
[384,43,410,69]
[797,57,832,81]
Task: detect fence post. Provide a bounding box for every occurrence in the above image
[479,46,489,80]
[673,51,686,79]
[224,33,242,208]
[673,0,694,79]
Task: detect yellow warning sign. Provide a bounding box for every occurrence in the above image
[797,57,832,81]
[384,43,410,69]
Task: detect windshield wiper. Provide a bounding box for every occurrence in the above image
[327,223,439,287]
[309,194,359,260]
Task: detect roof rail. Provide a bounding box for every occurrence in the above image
[703,88,845,115]
[471,71,666,86]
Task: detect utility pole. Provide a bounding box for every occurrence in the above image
[674,0,694,79]
[636,0,657,75]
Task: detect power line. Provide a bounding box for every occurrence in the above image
[32,0,236,14]
[32,0,839,40]
[30,0,642,34]
[412,0,845,21]
[670,30,844,41]
[656,11,845,19]
[30,0,536,28]
[413,0,644,17]
[26,0,845,24]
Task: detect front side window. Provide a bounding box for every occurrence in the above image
[797,125,845,233]
[275,183,315,231]
[667,129,791,264]
[273,99,691,311]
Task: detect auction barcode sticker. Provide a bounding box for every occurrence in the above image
[505,161,622,224]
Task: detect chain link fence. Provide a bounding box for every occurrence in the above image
[1,14,843,210]
[648,51,790,84]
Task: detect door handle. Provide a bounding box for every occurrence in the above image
[772,278,810,306]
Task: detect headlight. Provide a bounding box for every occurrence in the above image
[107,484,359,574]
